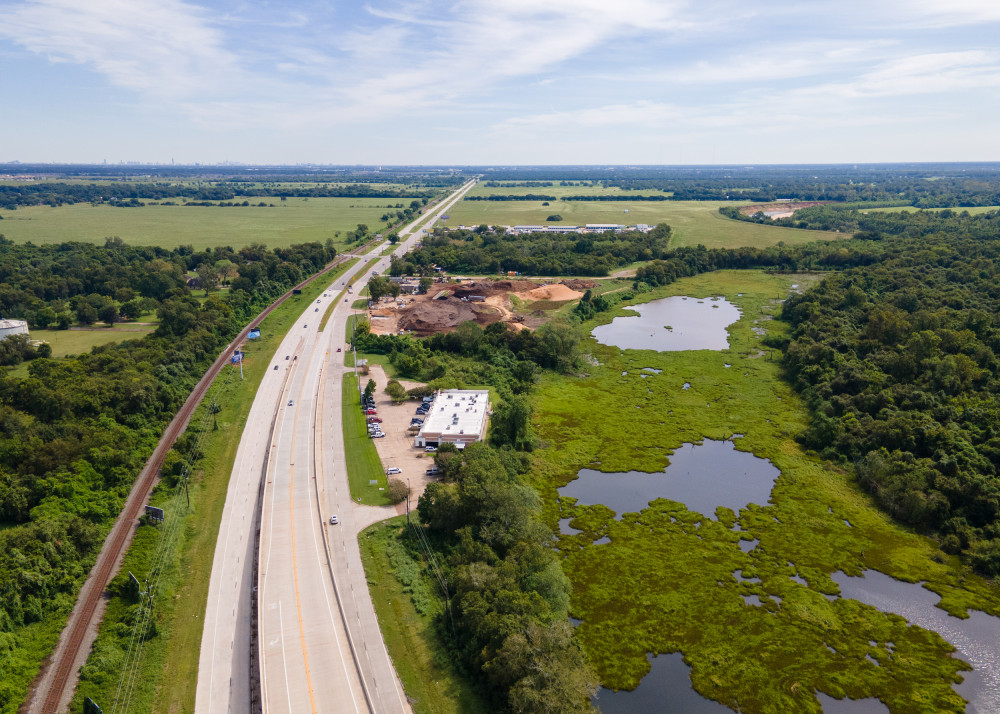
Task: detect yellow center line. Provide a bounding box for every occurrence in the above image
[290,389,318,714]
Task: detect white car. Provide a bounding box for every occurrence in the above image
[330,515,339,525]
[386,466,401,475]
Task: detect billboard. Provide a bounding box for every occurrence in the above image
[248,327,261,339]
[231,351,244,364]
[145,505,164,522]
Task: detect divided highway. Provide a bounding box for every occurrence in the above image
[195,180,476,714]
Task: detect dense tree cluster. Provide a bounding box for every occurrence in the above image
[0,237,337,707]
[777,214,1000,575]
[417,443,597,712]
[0,236,335,359]
[389,224,672,277]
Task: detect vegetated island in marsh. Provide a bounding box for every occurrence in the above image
[532,269,1000,713]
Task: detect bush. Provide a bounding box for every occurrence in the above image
[546,214,563,221]
[387,478,409,504]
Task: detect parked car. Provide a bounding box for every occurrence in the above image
[330,515,339,525]
[371,433,386,438]
[425,467,440,475]
[386,467,401,475]
[422,396,434,403]
[425,446,437,453]
[410,418,423,425]
[367,416,383,423]
[365,409,377,415]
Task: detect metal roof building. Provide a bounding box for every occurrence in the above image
[415,389,490,449]
[0,319,29,341]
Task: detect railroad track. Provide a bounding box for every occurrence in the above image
[30,252,359,714]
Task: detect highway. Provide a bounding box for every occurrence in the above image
[195,179,476,714]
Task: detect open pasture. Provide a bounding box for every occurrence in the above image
[0,197,400,250]
[444,198,844,250]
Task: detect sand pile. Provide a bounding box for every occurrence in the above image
[397,298,502,335]
[517,284,584,301]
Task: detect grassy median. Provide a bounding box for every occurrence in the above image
[70,263,350,714]
[341,375,391,505]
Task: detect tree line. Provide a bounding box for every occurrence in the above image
[0,182,436,210]
[389,224,673,277]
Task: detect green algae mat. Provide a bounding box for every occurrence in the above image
[532,270,1000,713]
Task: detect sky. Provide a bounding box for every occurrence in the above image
[1,0,998,165]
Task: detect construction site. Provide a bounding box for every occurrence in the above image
[366,278,596,336]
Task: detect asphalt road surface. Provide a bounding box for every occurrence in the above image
[195,180,477,714]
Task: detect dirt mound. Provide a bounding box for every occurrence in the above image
[452,280,538,298]
[561,279,596,290]
[397,298,503,335]
[518,284,583,301]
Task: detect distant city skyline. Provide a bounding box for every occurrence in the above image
[1,0,998,165]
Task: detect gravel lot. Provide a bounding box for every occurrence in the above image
[365,365,439,501]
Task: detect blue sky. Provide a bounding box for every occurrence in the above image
[1,0,998,165]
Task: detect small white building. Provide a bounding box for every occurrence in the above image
[0,319,29,341]
[415,389,490,449]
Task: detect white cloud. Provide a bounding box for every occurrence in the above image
[0,0,240,98]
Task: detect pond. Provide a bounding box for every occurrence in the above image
[592,653,731,713]
[832,570,1000,713]
[592,295,741,351]
[560,440,780,521]
[593,654,888,713]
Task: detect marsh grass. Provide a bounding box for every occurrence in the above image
[532,269,1000,713]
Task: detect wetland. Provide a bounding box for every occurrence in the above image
[532,270,1000,713]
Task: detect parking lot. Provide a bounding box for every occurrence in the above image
[364,365,440,501]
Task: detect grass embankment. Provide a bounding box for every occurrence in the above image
[0,197,395,250]
[341,376,390,505]
[69,264,349,714]
[533,269,1000,713]
[359,517,486,713]
[444,197,843,250]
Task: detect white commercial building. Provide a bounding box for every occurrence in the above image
[415,389,490,449]
[0,319,29,341]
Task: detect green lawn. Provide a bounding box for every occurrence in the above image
[442,199,844,250]
[342,376,391,505]
[0,197,403,250]
[69,264,352,714]
[359,517,487,713]
[32,326,156,358]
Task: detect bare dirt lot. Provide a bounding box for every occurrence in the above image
[367,278,594,336]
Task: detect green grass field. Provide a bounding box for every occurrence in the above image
[32,326,156,358]
[342,376,391,505]
[0,198,402,250]
[465,183,671,199]
[442,199,844,250]
[69,264,350,714]
[531,269,1000,711]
